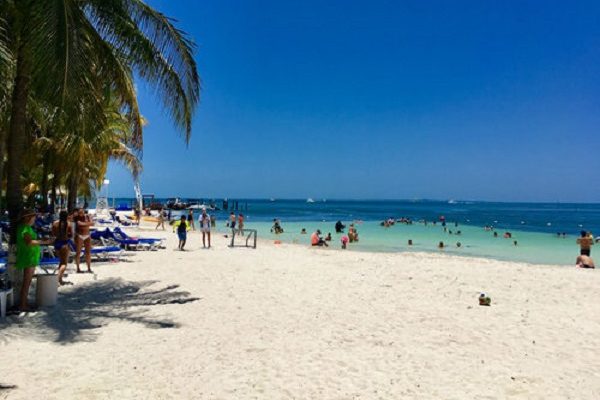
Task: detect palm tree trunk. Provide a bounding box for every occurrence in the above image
[67,174,78,212]
[50,169,59,212]
[39,153,50,211]
[0,127,6,212]
[6,46,31,241]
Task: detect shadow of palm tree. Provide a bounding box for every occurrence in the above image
[0,278,200,344]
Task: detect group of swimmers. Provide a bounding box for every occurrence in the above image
[381,217,413,227]
[307,221,360,249]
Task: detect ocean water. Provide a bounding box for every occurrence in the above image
[103,199,600,265]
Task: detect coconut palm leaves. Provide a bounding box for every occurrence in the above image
[0,0,200,231]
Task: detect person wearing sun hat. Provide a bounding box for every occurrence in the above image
[16,208,53,311]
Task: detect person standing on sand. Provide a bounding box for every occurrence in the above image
[187,210,195,231]
[199,208,211,248]
[16,209,53,311]
[155,208,166,230]
[228,212,236,230]
[134,207,141,225]
[74,208,94,273]
[237,213,245,234]
[52,210,73,285]
[174,215,190,250]
[576,231,594,256]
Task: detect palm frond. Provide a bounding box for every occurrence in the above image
[84,0,200,142]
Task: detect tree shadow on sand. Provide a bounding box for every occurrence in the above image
[0,278,200,344]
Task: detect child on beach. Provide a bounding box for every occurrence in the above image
[173,215,190,250]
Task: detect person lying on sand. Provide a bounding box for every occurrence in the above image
[576,255,595,269]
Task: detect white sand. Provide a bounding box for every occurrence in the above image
[1,226,599,399]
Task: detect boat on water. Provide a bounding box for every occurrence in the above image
[165,198,192,210]
[306,198,315,203]
[188,203,219,211]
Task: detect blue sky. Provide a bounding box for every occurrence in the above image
[107,0,600,202]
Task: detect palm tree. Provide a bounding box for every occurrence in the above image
[59,92,143,210]
[0,0,200,235]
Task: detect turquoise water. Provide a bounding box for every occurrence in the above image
[105,198,598,265]
[240,220,578,266]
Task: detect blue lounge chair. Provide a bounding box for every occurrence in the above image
[113,228,165,249]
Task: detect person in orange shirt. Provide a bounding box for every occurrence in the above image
[311,230,328,247]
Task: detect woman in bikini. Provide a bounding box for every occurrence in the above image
[74,208,94,273]
[52,210,73,284]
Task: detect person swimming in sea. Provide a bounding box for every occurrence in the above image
[348,224,359,242]
[341,235,349,249]
[311,230,328,247]
[271,219,284,234]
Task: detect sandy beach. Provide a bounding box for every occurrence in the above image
[1,226,599,399]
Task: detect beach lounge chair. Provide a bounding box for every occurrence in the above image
[89,228,143,250]
[100,235,150,251]
[91,228,113,241]
[90,245,124,261]
[113,227,165,249]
